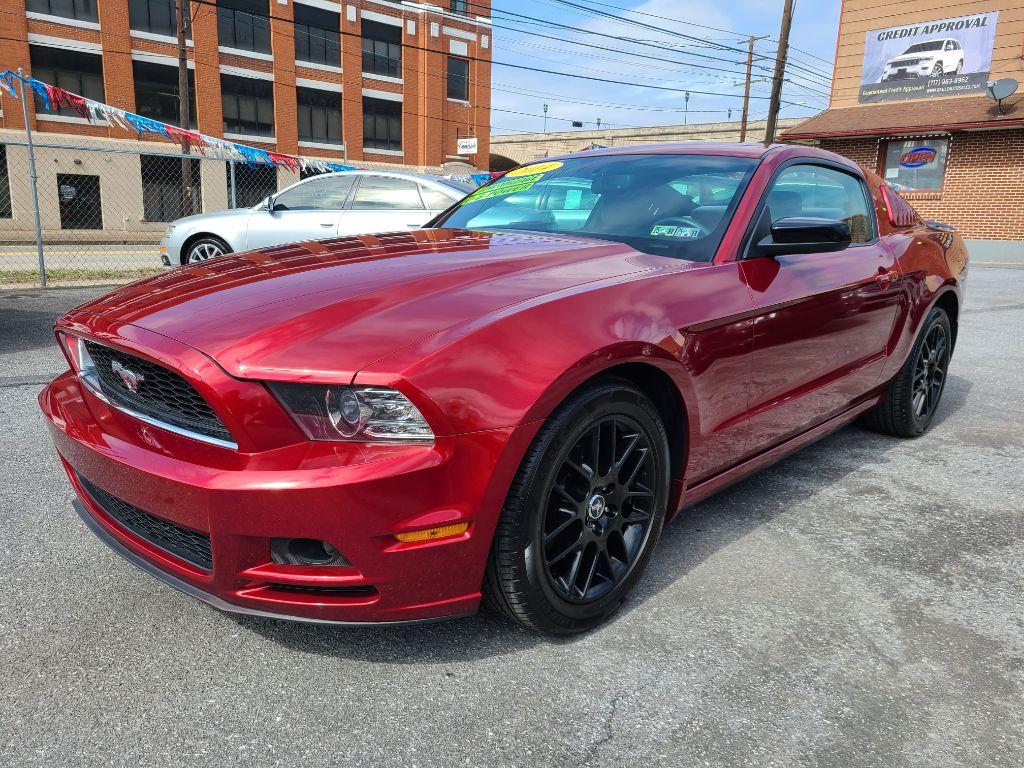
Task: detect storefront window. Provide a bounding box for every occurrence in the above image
[882,138,948,191]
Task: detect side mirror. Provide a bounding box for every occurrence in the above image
[753,217,852,258]
[266,195,277,212]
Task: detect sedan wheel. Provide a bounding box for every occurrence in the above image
[483,378,670,634]
[185,237,229,264]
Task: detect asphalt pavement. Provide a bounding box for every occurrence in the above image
[1,268,1022,767]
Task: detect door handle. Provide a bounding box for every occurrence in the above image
[319,222,333,228]
[875,270,898,286]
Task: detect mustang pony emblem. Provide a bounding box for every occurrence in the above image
[111,359,145,394]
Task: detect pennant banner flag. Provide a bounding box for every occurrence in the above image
[0,70,359,174]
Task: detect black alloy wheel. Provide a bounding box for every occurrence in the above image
[543,415,656,603]
[483,378,670,634]
[911,322,948,421]
[862,306,952,438]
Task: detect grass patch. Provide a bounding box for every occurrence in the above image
[1,268,162,287]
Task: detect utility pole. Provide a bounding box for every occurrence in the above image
[764,0,794,145]
[176,0,193,217]
[740,34,769,142]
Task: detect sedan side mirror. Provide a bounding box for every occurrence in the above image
[754,217,852,258]
[266,195,277,212]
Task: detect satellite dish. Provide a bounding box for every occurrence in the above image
[987,78,1018,114]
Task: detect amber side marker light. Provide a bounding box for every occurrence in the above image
[393,523,469,543]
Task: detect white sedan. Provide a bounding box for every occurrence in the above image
[160,170,473,266]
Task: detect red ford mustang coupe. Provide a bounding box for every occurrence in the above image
[40,144,967,634]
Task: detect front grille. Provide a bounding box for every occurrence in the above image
[83,341,233,445]
[78,475,213,571]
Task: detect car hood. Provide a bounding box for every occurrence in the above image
[168,207,253,231]
[75,228,659,381]
[888,54,932,63]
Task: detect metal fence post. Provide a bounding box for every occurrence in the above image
[229,160,237,209]
[17,67,46,287]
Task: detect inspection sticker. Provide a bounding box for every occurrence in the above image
[461,173,544,204]
[505,161,564,178]
[650,225,702,239]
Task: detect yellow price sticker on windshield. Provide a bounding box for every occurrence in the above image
[505,161,564,178]
[460,173,543,205]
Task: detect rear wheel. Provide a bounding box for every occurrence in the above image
[863,307,951,437]
[483,379,671,634]
[183,236,230,265]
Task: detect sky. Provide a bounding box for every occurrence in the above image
[487,0,842,135]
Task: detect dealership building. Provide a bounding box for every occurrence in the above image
[782,1,1024,258]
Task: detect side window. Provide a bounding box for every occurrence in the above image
[419,185,457,210]
[274,176,354,211]
[766,165,874,244]
[350,176,425,210]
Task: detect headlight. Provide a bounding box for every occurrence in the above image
[268,383,434,443]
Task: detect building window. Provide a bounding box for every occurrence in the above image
[362,19,402,78]
[881,138,949,192]
[0,145,11,219]
[295,4,340,67]
[29,46,104,117]
[221,74,275,137]
[141,155,202,221]
[133,61,196,128]
[26,0,97,23]
[450,0,468,13]
[128,0,188,38]
[297,88,342,145]
[362,97,402,152]
[447,57,469,101]
[57,173,102,230]
[217,0,271,54]
[228,163,277,208]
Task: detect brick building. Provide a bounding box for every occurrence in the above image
[781,1,1024,257]
[0,0,492,170]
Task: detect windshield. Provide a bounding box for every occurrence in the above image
[433,154,758,261]
[904,42,943,53]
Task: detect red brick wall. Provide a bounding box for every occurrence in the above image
[819,131,1024,241]
[0,0,493,169]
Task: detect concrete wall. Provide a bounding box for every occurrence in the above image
[489,118,804,165]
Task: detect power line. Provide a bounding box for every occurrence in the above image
[173,0,795,102]
[512,0,832,85]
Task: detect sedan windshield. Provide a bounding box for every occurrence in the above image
[434,154,758,261]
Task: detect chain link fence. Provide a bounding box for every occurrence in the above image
[0,134,302,287]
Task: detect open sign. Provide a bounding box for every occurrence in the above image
[900,147,937,168]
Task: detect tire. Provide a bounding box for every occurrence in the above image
[862,307,952,438]
[183,236,231,265]
[483,378,671,634]
[931,63,943,77]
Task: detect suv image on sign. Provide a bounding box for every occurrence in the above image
[883,39,964,80]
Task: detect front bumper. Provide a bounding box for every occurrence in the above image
[41,370,533,624]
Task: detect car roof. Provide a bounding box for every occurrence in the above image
[314,169,472,191]
[538,142,849,166]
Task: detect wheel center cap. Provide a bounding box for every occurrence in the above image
[586,493,608,521]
